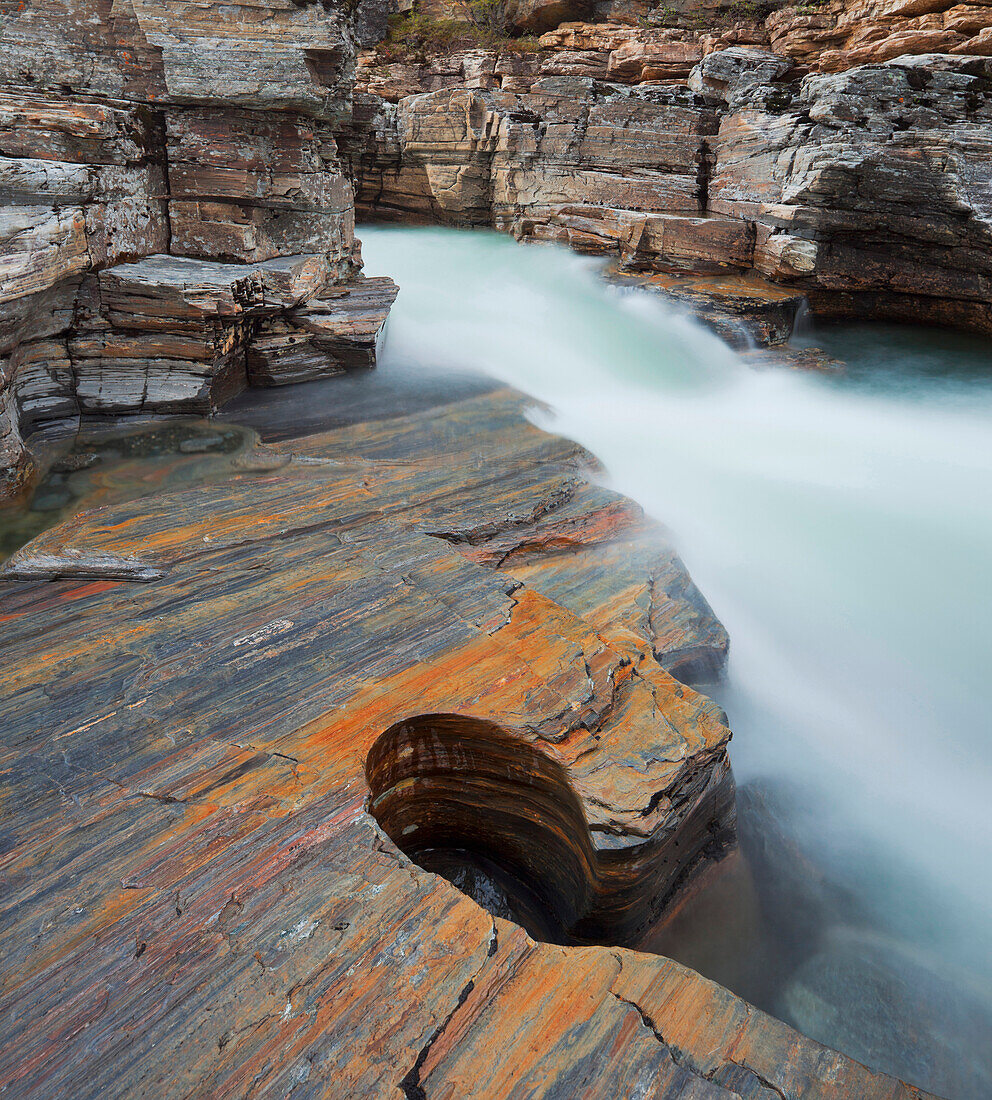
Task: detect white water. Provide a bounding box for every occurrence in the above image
[359,227,992,1094]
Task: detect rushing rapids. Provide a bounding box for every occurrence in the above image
[360,225,992,1100]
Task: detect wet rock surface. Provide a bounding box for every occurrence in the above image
[0,383,936,1099]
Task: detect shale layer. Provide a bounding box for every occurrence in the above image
[0,385,937,1099]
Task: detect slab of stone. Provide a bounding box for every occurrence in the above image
[247,277,400,385]
[0,388,936,1099]
[610,268,806,347]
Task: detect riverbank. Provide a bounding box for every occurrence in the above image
[0,359,938,1098]
[358,225,992,1100]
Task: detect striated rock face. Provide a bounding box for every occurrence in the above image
[769,0,992,73]
[707,52,992,330]
[0,384,937,1097]
[350,77,738,262]
[352,42,992,337]
[0,0,397,501]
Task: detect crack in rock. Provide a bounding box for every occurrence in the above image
[399,920,498,1099]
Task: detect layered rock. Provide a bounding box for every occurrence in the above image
[0,383,937,1098]
[769,0,992,72]
[350,77,744,266]
[352,41,992,337]
[707,52,992,330]
[0,0,397,502]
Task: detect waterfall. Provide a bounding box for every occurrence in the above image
[360,225,992,1098]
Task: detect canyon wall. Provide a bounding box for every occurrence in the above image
[351,3,992,337]
[0,0,397,502]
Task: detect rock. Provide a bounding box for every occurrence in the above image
[508,0,594,35]
[353,0,399,48]
[688,45,795,103]
[247,277,400,386]
[708,54,992,331]
[0,384,938,1098]
[7,338,78,434]
[539,21,641,52]
[0,374,34,503]
[501,527,731,683]
[355,45,992,336]
[607,34,705,83]
[780,928,992,1099]
[768,0,992,72]
[540,48,612,78]
[744,344,847,373]
[353,79,720,248]
[164,109,356,265]
[610,269,807,347]
[65,255,374,416]
[0,0,394,501]
[352,18,992,337]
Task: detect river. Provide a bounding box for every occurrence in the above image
[359,226,992,1100]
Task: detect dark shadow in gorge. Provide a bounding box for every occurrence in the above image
[366,711,737,952]
[366,713,596,945]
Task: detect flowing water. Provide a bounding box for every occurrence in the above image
[358,226,992,1099]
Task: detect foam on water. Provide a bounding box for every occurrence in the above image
[360,226,992,1097]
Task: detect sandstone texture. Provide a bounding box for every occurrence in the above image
[353,27,992,339]
[0,0,398,502]
[769,0,992,73]
[0,384,937,1098]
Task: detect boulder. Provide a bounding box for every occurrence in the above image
[708,54,992,330]
[688,45,795,104]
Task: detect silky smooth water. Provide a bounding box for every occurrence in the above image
[359,226,992,1098]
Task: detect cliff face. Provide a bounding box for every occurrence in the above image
[769,0,992,72]
[351,4,992,337]
[0,0,397,502]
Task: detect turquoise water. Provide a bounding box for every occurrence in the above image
[0,421,258,564]
[359,226,992,1099]
[799,320,992,402]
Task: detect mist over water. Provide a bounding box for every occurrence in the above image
[360,226,992,1096]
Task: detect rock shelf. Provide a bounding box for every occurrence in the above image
[0,385,937,1098]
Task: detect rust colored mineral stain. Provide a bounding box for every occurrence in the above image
[0,391,936,1098]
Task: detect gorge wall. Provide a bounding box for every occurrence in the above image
[0,5,984,1097]
[0,0,397,503]
[350,2,992,340]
